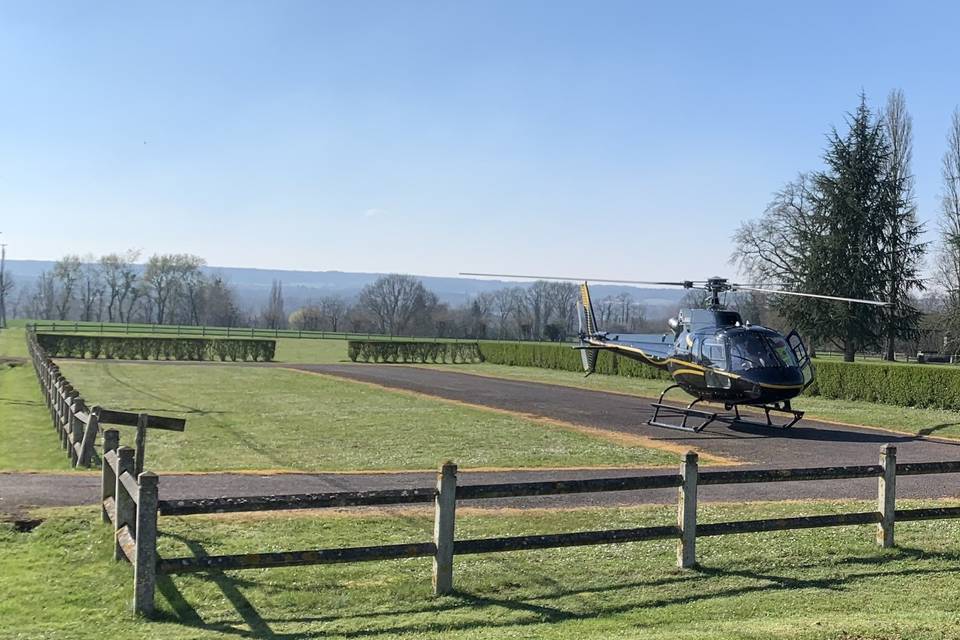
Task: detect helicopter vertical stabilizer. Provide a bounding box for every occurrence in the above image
[579,282,598,334]
[578,282,600,376]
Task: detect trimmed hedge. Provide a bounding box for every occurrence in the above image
[807,360,960,409]
[348,341,483,364]
[477,342,671,381]
[476,341,960,410]
[36,334,276,362]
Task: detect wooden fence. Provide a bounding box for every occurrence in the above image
[26,328,186,469]
[27,321,483,344]
[103,444,960,617]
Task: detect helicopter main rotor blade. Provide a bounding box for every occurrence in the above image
[459,272,699,287]
[732,285,890,307]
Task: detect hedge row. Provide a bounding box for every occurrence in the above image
[36,334,276,362]
[476,342,671,380]
[807,359,960,409]
[476,341,960,410]
[348,341,484,364]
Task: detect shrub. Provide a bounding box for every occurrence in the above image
[347,341,483,364]
[35,334,276,363]
[804,360,960,409]
[476,342,671,381]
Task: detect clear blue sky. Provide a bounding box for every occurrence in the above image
[2,1,958,281]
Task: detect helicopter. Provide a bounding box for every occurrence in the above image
[461,273,889,433]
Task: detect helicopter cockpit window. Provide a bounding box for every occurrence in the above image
[676,331,693,355]
[728,332,782,371]
[768,336,798,367]
[700,339,727,370]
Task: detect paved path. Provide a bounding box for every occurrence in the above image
[4,364,960,518]
[292,365,960,469]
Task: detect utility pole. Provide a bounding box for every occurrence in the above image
[0,235,6,329]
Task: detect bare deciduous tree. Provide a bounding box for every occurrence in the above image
[318,295,347,332]
[356,274,431,335]
[260,280,287,329]
[78,256,104,321]
[52,255,82,320]
[100,250,141,323]
[143,253,205,324]
[938,108,960,349]
[880,89,925,360]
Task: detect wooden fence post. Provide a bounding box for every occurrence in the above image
[134,413,148,477]
[52,378,62,433]
[63,389,78,453]
[101,429,119,523]
[433,461,457,595]
[877,444,897,548]
[677,451,698,569]
[69,399,84,466]
[78,407,101,467]
[134,472,159,617]
[114,447,135,561]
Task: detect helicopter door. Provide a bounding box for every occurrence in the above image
[699,338,732,389]
[785,331,814,387]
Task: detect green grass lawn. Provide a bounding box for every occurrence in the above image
[273,336,349,363]
[3,500,960,639]
[0,362,70,471]
[52,362,676,472]
[434,362,960,439]
[0,323,28,359]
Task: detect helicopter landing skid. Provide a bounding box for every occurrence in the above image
[723,402,804,430]
[647,386,804,433]
[647,385,721,433]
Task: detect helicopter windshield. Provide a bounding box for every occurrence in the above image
[767,335,799,367]
[727,332,784,371]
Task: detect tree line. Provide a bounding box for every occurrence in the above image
[290,274,654,340]
[5,259,654,341]
[13,252,244,328]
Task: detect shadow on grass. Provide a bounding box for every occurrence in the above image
[0,396,44,407]
[98,363,292,468]
[101,364,227,416]
[156,531,274,637]
[916,422,960,437]
[151,538,960,639]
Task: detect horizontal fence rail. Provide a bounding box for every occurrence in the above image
[453,525,681,555]
[27,321,496,344]
[97,444,960,619]
[158,542,439,574]
[158,488,438,516]
[25,321,570,346]
[144,447,960,604]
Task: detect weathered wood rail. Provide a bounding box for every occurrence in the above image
[25,328,186,469]
[101,444,960,618]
